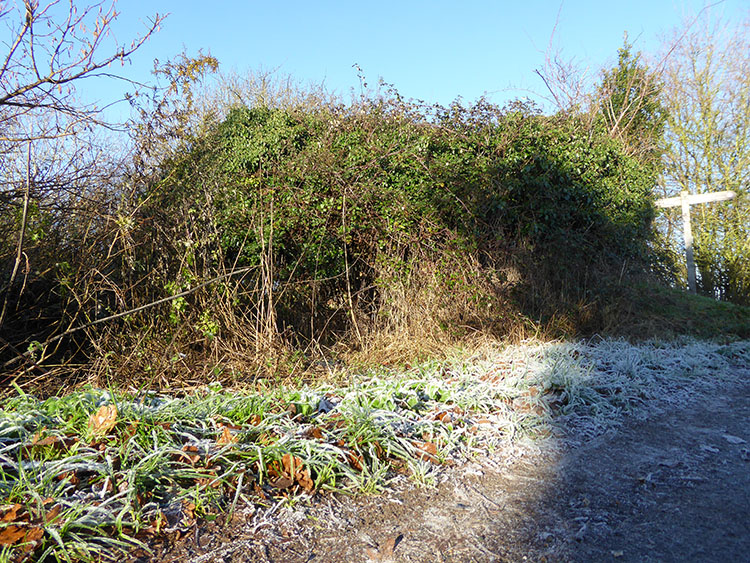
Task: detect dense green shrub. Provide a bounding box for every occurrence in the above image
[138,95,657,347]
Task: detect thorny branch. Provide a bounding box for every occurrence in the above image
[1,266,256,373]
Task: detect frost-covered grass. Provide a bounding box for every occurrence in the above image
[0,338,747,561]
[449,337,750,440]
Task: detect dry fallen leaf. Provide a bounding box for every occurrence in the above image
[345,451,363,471]
[43,504,61,524]
[364,534,402,561]
[0,525,27,546]
[0,504,23,524]
[307,426,324,439]
[281,453,298,476]
[28,432,76,456]
[413,441,439,462]
[182,502,196,522]
[216,425,237,446]
[23,526,43,545]
[416,441,437,455]
[88,404,118,438]
[439,412,453,423]
[122,421,139,440]
[380,535,396,557]
[511,397,545,416]
[269,476,294,489]
[31,433,59,447]
[294,462,315,491]
[145,511,167,535]
[56,470,80,485]
[280,453,315,491]
[176,444,200,465]
[0,524,43,548]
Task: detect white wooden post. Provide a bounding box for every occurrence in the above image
[655,190,736,294]
[680,192,696,293]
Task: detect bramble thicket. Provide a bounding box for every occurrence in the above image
[1,3,748,389]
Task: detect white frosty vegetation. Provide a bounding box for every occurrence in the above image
[0,338,747,560]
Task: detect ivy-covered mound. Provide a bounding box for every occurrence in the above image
[136,97,658,357]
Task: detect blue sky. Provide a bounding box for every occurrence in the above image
[84,0,746,119]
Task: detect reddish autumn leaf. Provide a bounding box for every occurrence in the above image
[269,475,294,489]
[266,460,282,479]
[43,504,61,524]
[216,426,237,446]
[439,412,454,423]
[24,526,43,544]
[295,467,314,492]
[364,534,402,561]
[345,451,363,471]
[88,405,118,437]
[28,433,76,457]
[424,442,437,455]
[0,524,42,547]
[414,441,439,462]
[381,535,397,557]
[121,421,139,440]
[511,397,545,415]
[56,470,80,485]
[31,434,59,447]
[265,454,313,491]
[282,454,314,491]
[175,444,200,465]
[281,453,300,476]
[0,525,27,546]
[307,426,324,439]
[94,476,114,495]
[0,504,24,524]
[144,511,167,535]
[182,502,196,522]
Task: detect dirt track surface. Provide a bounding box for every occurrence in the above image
[158,374,750,563]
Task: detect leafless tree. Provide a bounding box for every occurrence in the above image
[0,1,164,366]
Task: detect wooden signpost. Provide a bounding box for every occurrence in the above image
[655,190,737,294]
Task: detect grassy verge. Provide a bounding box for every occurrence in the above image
[607,283,750,340]
[0,338,748,561]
